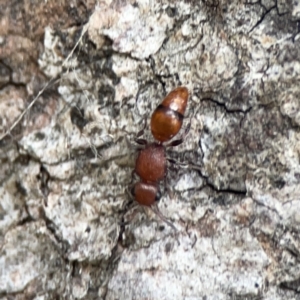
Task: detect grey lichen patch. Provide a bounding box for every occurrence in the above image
[18,98,133,164]
[291,0,300,18]
[250,8,298,48]
[0,221,66,295]
[107,212,269,299]
[68,260,116,299]
[88,1,173,59]
[279,86,300,126]
[154,21,238,92]
[19,124,71,164]
[219,1,265,34]
[14,161,48,221]
[34,25,144,166]
[199,101,247,191]
[0,175,27,244]
[0,86,26,137]
[243,106,300,187]
[251,184,300,230]
[0,61,11,87]
[174,170,204,192]
[243,184,300,290]
[198,79,298,192]
[278,233,300,291]
[43,160,128,261]
[39,27,66,78]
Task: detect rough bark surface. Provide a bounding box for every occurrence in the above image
[1,0,300,299]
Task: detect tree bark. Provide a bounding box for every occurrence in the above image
[1,0,300,299]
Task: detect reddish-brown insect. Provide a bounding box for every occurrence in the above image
[151,87,188,143]
[132,87,190,229]
[134,143,166,206]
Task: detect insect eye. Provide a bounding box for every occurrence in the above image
[155,190,161,201]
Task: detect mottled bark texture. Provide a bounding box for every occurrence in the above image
[1,0,300,299]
